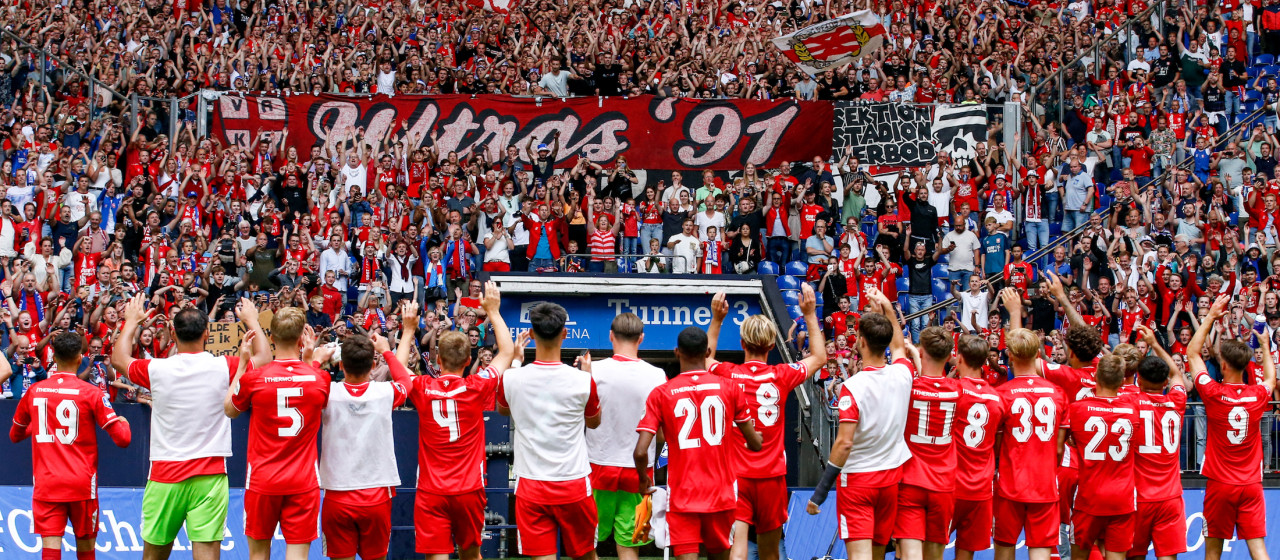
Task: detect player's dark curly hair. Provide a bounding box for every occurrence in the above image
[50,330,84,364]
[1137,356,1170,385]
[1064,324,1103,363]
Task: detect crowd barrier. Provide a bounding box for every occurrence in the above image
[0,487,1274,559]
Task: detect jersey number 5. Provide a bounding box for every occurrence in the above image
[277,388,303,437]
[674,396,725,449]
[33,398,78,445]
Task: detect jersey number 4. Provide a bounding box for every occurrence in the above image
[33,398,78,445]
[675,396,725,449]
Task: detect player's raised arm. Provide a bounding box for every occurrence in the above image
[868,287,907,363]
[798,283,828,374]
[1188,294,1230,380]
[706,292,728,367]
[224,331,256,419]
[1046,270,1085,328]
[1137,324,1184,389]
[238,297,274,368]
[395,301,418,368]
[1258,323,1277,395]
[482,281,516,373]
[1000,287,1023,330]
[112,294,148,375]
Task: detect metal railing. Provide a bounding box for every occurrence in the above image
[902,102,1272,323]
[1183,403,1280,474]
[561,253,690,273]
[0,29,128,129]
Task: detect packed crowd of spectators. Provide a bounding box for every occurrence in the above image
[3,0,1280,472]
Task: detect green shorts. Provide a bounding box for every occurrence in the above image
[142,474,230,545]
[594,489,652,547]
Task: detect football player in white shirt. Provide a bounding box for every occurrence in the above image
[585,313,667,560]
[112,295,271,560]
[497,302,602,560]
[806,288,914,560]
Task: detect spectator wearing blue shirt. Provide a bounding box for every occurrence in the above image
[1062,160,1095,232]
[981,219,1010,278]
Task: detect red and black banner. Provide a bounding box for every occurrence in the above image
[211,94,834,171]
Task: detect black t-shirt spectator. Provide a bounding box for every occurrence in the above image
[905,255,935,295]
[1119,124,1147,145]
[1224,60,1248,89]
[593,63,622,96]
[728,210,766,243]
[1151,54,1179,88]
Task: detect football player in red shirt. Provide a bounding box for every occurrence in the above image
[635,326,763,560]
[394,288,516,560]
[1188,295,1276,560]
[1066,355,1138,560]
[705,284,826,560]
[992,328,1069,560]
[1130,325,1188,560]
[225,308,331,560]
[10,330,132,560]
[951,333,1004,560]
[896,326,960,560]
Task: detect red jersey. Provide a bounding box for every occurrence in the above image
[1043,361,1099,403]
[406,367,499,494]
[12,372,128,501]
[1134,386,1187,502]
[953,376,1005,500]
[230,359,331,494]
[1068,395,1139,515]
[799,204,823,239]
[995,375,1069,503]
[709,360,809,479]
[1193,371,1271,485]
[637,370,750,512]
[1003,262,1034,294]
[901,376,960,492]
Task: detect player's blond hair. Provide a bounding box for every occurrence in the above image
[740,315,778,355]
[270,307,308,345]
[438,331,472,372]
[1112,344,1142,375]
[1096,355,1125,390]
[1005,328,1042,361]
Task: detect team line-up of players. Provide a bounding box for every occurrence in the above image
[6,273,1274,560]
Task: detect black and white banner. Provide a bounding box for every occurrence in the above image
[933,104,989,165]
[832,102,990,167]
[832,103,936,166]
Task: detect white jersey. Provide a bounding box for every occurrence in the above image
[500,360,598,482]
[319,381,404,491]
[837,359,914,474]
[141,353,235,465]
[587,355,667,468]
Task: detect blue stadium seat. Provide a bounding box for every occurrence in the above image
[931,264,949,279]
[1256,54,1275,65]
[897,294,909,312]
[1267,64,1280,76]
[1249,66,1263,78]
[785,260,809,277]
[757,261,779,275]
[787,305,803,320]
[932,279,951,303]
[777,274,801,291]
[895,278,910,294]
[1247,99,1264,113]
[782,289,801,306]
[814,292,824,308]
[1243,91,1261,103]
[1249,77,1263,90]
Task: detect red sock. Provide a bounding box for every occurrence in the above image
[1089,547,1103,560]
[76,547,94,560]
[42,547,60,560]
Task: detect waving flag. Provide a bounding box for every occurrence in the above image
[772,10,886,76]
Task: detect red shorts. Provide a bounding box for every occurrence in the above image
[735,476,789,533]
[836,483,898,545]
[894,484,954,544]
[32,498,98,538]
[993,496,1058,549]
[321,497,391,559]
[515,495,598,557]
[244,489,320,544]
[1057,466,1078,524]
[668,509,736,556]
[482,262,511,272]
[1130,498,1187,557]
[952,497,993,552]
[1072,510,1134,553]
[1204,479,1267,540]
[415,489,486,554]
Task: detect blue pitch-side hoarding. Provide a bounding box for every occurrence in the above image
[497,292,765,350]
[784,489,1280,560]
[0,486,1276,559]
